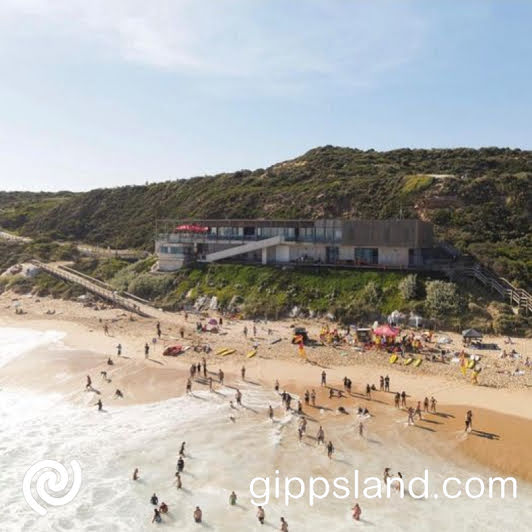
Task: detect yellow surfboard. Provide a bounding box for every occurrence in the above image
[247,350,257,358]
[404,358,413,366]
[216,348,229,356]
[467,359,476,369]
[413,358,422,367]
[389,354,398,364]
[222,349,236,356]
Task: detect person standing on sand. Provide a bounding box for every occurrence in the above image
[423,397,429,413]
[401,391,407,408]
[103,324,109,336]
[415,401,422,420]
[385,375,390,392]
[280,517,289,531]
[321,371,327,386]
[300,417,307,434]
[116,343,122,356]
[358,421,364,438]
[133,468,139,480]
[352,503,361,521]
[311,389,316,407]
[297,401,303,414]
[243,326,248,337]
[180,442,186,456]
[209,377,213,391]
[274,380,280,392]
[304,390,310,405]
[465,410,473,432]
[186,378,192,394]
[156,321,161,339]
[366,384,371,399]
[95,399,103,411]
[177,456,185,473]
[327,441,334,459]
[317,425,325,445]
[269,405,274,420]
[430,396,437,413]
[144,343,149,359]
[379,376,384,391]
[86,375,92,390]
[407,407,415,426]
[253,324,257,337]
[219,369,224,385]
[256,506,265,525]
[190,364,196,378]
[241,366,246,381]
[202,357,207,377]
[236,389,242,406]
[229,491,237,505]
[394,393,400,408]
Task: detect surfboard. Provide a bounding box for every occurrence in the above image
[413,358,422,367]
[404,358,413,366]
[216,348,228,356]
[389,354,398,364]
[247,350,257,359]
[222,349,236,356]
[467,359,476,369]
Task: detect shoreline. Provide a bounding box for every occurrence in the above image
[1,292,532,484]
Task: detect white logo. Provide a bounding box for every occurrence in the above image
[23,460,82,516]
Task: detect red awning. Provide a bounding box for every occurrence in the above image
[373,324,400,337]
[174,224,209,233]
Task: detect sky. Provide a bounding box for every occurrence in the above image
[0,0,531,192]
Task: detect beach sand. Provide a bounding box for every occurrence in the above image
[1,291,531,485]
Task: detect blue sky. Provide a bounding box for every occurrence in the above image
[1,0,531,191]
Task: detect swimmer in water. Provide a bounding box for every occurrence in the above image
[280,516,289,531]
[133,468,139,481]
[85,375,92,389]
[274,380,280,392]
[107,357,114,366]
[175,472,182,489]
[150,493,159,505]
[179,442,186,456]
[159,502,168,514]
[95,399,103,411]
[193,506,202,523]
[352,503,361,521]
[114,389,123,398]
[152,508,162,523]
[209,377,213,391]
[229,491,237,505]
[177,456,185,473]
[256,506,265,524]
[269,405,274,420]
[186,378,192,394]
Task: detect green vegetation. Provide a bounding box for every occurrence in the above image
[0,146,530,287]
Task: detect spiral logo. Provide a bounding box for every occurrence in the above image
[22,460,82,516]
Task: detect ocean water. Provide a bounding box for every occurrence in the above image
[1,327,531,531]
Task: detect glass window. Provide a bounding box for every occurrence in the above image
[355,248,378,265]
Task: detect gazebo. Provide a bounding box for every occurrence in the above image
[462,328,483,345]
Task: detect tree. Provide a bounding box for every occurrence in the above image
[399,274,418,301]
[425,281,463,320]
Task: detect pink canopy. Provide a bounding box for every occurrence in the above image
[175,224,209,233]
[373,324,400,337]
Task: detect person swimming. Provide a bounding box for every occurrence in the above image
[352,503,361,521]
[114,389,123,398]
[268,405,274,420]
[152,508,162,523]
[257,505,265,524]
[180,441,186,456]
[159,502,168,514]
[193,506,202,523]
[177,456,185,473]
[280,516,289,531]
[150,493,159,505]
[133,468,139,481]
[229,491,237,505]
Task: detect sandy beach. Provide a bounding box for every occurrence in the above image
[1,290,531,485]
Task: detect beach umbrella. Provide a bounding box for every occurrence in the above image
[175,224,209,233]
[373,324,400,337]
[208,318,218,325]
[462,328,483,339]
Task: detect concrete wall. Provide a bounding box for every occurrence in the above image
[378,247,409,266]
[276,245,290,262]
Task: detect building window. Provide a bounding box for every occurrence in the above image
[355,248,378,265]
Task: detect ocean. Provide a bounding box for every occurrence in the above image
[0,326,530,531]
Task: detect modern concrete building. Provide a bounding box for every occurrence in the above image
[155,219,435,271]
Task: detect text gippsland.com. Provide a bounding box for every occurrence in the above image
[249,470,518,506]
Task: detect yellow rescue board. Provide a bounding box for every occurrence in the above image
[389,354,398,364]
[247,350,257,359]
[222,349,236,356]
[404,358,413,366]
[467,359,476,369]
[413,358,422,367]
[216,348,229,356]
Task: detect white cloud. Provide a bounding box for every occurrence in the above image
[0,0,428,86]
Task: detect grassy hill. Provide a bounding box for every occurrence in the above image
[0,146,530,287]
